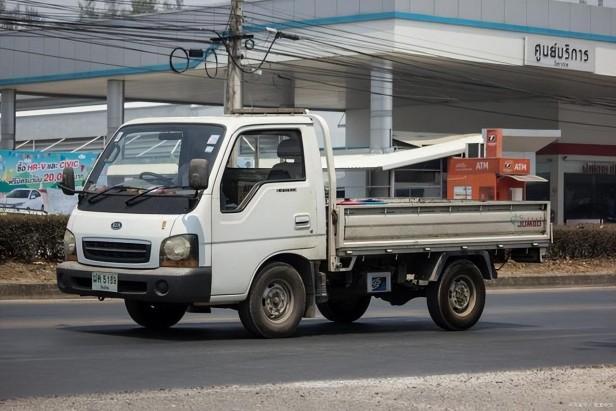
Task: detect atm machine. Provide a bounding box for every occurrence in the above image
[447,129,547,201]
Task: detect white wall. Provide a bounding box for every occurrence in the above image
[345,109,370,149]
[393,100,559,135]
[337,169,367,198]
[558,103,616,145]
[345,100,615,150]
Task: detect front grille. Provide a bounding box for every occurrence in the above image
[83,240,151,264]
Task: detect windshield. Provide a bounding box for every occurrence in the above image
[81,123,225,214]
[7,190,30,199]
[87,123,225,193]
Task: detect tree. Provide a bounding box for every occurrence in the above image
[78,0,99,19]
[1,3,41,30]
[162,0,183,12]
[130,0,158,15]
[23,6,40,21]
[76,0,182,19]
[105,0,120,17]
[0,0,7,30]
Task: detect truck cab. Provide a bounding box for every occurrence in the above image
[58,115,328,336]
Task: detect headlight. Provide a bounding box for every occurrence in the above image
[160,234,198,267]
[63,230,77,261]
[163,236,191,260]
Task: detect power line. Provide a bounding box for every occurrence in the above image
[4,2,616,127]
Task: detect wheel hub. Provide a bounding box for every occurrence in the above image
[448,276,474,314]
[262,280,292,321]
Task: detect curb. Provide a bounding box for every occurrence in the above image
[0,283,66,300]
[1,274,615,300]
[488,273,616,289]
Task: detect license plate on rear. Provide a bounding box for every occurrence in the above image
[92,272,118,292]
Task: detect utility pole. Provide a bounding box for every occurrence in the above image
[224,0,243,114]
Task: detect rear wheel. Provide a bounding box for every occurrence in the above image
[426,259,485,331]
[317,296,371,323]
[239,262,306,338]
[124,300,187,330]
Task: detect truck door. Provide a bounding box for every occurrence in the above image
[210,128,318,296]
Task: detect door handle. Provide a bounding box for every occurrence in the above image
[294,214,311,230]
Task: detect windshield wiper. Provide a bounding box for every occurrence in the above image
[87,184,139,203]
[124,185,197,206]
[125,185,165,206]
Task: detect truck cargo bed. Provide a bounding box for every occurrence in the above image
[334,200,551,256]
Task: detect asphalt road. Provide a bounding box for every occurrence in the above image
[1,287,615,400]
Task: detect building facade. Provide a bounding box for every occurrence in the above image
[2,0,616,223]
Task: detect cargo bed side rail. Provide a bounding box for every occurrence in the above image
[335,201,551,257]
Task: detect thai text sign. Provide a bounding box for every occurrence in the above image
[583,162,616,176]
[525,36,595,73]
[0,150,98,214]
[0,150,97,188]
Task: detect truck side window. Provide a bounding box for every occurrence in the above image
[221,130,305,212]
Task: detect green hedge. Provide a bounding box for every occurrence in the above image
[549,225,616,259]
[0,215,614,263]
[0,214,68,263]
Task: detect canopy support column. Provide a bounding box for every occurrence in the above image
[107,80,125,139]
[0,89,16,150]
[369,60,393,197]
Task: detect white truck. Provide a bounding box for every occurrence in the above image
[57,113,551,338]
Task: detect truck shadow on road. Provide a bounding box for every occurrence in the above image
[578,340,616,352]
[61,317,532,342]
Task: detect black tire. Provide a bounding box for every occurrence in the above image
[426,259,486,331]
[124,300,187,330]
[239,262,306,338]
[317,296,371,323]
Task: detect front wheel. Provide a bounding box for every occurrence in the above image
[239,262,306,338]
[426,259,485,331]
[317,296,371,323]
[125,300,187,330]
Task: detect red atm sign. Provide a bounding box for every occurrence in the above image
[450,158,530,176]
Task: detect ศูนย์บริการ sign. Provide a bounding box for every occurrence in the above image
[525,35,595,73]
[0,150,98,214]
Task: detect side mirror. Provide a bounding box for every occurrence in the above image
[189,159,209,190]
[60,167,75,196]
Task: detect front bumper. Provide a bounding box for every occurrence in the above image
[56,261,211,303]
